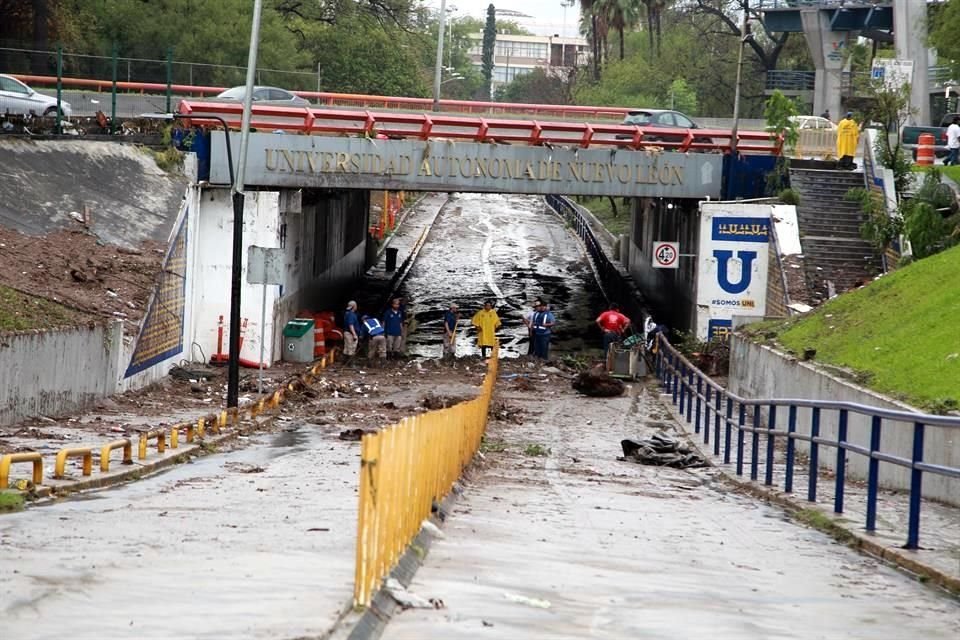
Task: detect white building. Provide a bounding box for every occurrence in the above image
[467,32,589,94]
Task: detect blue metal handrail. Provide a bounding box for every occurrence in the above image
[654,335,960,550]
[766,70,816,91]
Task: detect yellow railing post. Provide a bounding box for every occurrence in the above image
[0,452,44,489]
[351,344,499,607]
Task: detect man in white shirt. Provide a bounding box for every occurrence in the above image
[946,116,960,167]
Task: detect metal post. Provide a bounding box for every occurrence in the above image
[723,397,732,463]
[111,43,118,135]
[227,0,265,409]
[736,403,746,475]
[866,415,882,532]
[785,405,797,493]
[56,45,62,135]
[730,0,749,157]
[834,409,848,513]
[432,0,448,112]
[751,405,761,481]
[714,391,722,457]
[165,47,173,113]
[808,407,820,502]
[258,283,267,394]
[765,404,776,486]
[701,385,709,436]
[905,422,925,549]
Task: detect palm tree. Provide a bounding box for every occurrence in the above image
[600,0,642,61]
[578,0,602,80]
[641,0,669,56]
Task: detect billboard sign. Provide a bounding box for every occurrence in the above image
[695,203,772,341]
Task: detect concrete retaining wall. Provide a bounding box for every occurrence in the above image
[0,321,123,426]
[730,336,960,505]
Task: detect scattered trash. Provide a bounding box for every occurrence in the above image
[385,578,436,609]
[482,620,494,627]
[306,527,330,532]
[572,369,625,397]
[224,462,265,474]
[339,428,374,441]
[502,591,551,609]
[620,434,708,469]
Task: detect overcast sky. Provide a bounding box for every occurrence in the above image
[425,0,583,38]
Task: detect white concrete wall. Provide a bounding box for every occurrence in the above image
[189,189,282,367]
[729,336,960,505]
[0,322,123,426]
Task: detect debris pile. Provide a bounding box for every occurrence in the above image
[572,369,625,397]
[620,434,708,469]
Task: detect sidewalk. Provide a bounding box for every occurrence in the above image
[376,379,959,640]
[354,192,449,315]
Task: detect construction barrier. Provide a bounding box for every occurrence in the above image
[100,440,133,472]
[0,452,43,489]
[794,128,838,160]
[138,430,167,460]
[0,350,337,494]
[917,133,935,166]
[353,345,499,607]
[54,447,94,479]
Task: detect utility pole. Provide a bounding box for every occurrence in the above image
[432,0,448,112]
[730,0,749,158]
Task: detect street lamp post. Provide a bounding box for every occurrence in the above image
[432,0,448,112]
[730,0,749,157]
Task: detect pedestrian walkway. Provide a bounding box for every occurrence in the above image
[378,381,960,640]
[354,192,449,315]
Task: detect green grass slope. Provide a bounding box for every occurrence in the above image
[771,244,960,409]
[0,285,87,332]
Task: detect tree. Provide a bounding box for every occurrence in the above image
[481,4,496,99]
[578,0,602,80]
[929,1,960,81]
[668,78,697,115]
[641,0,669,56]
[496,68,571,104]
[862,79,915,197]
[599,0,642,61]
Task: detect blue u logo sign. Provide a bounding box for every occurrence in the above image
[714,250,757,294]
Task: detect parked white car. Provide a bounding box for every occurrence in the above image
[0,74,72,118]
[789,115,837,131]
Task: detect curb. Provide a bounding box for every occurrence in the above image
[335,486,462,640]
[375,192,432,261]
[1,352,340,506]
[656,387,960,597]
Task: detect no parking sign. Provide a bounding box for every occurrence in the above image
[652,241,679,269]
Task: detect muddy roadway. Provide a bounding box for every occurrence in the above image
[2,194,958,639]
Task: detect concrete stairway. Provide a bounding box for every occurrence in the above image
[789,168,882,300]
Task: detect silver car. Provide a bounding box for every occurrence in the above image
[0,74,72,117]
[215,85,309,106]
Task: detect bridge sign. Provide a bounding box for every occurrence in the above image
[210,132,723,199]
[652,241,679,269]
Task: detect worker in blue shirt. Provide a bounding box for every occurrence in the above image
[361,315,386,360]
[442,302,459,359]
[343,301,361,360]
[531,300,556,360]
[383,297,405,358]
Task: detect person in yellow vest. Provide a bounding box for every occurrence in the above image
[836,111,859,169]
[471,300,501,359]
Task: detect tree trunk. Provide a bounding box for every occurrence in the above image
[607,196,618,218]
[619,25,625,60]
[592,14,601,81]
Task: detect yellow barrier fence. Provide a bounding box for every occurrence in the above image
[353,346,500,607]
[794,129,838,160]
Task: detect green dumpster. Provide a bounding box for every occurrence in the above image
[283,318,315,363]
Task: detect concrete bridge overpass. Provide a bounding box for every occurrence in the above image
[180,100,780,201]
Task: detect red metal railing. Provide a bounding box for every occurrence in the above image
[177,100,782,155]
[13,74,635,120]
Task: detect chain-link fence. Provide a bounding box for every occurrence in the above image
[0,42,320,119]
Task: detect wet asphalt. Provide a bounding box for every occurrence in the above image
[2,194,957,639]
[399,193,607,359]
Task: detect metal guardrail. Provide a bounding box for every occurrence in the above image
[654,336,960,550]
[175,101,783,155]
[354,346,499,607]
[766,70,816,92]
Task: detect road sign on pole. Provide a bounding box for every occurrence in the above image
[652,241,679,269]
